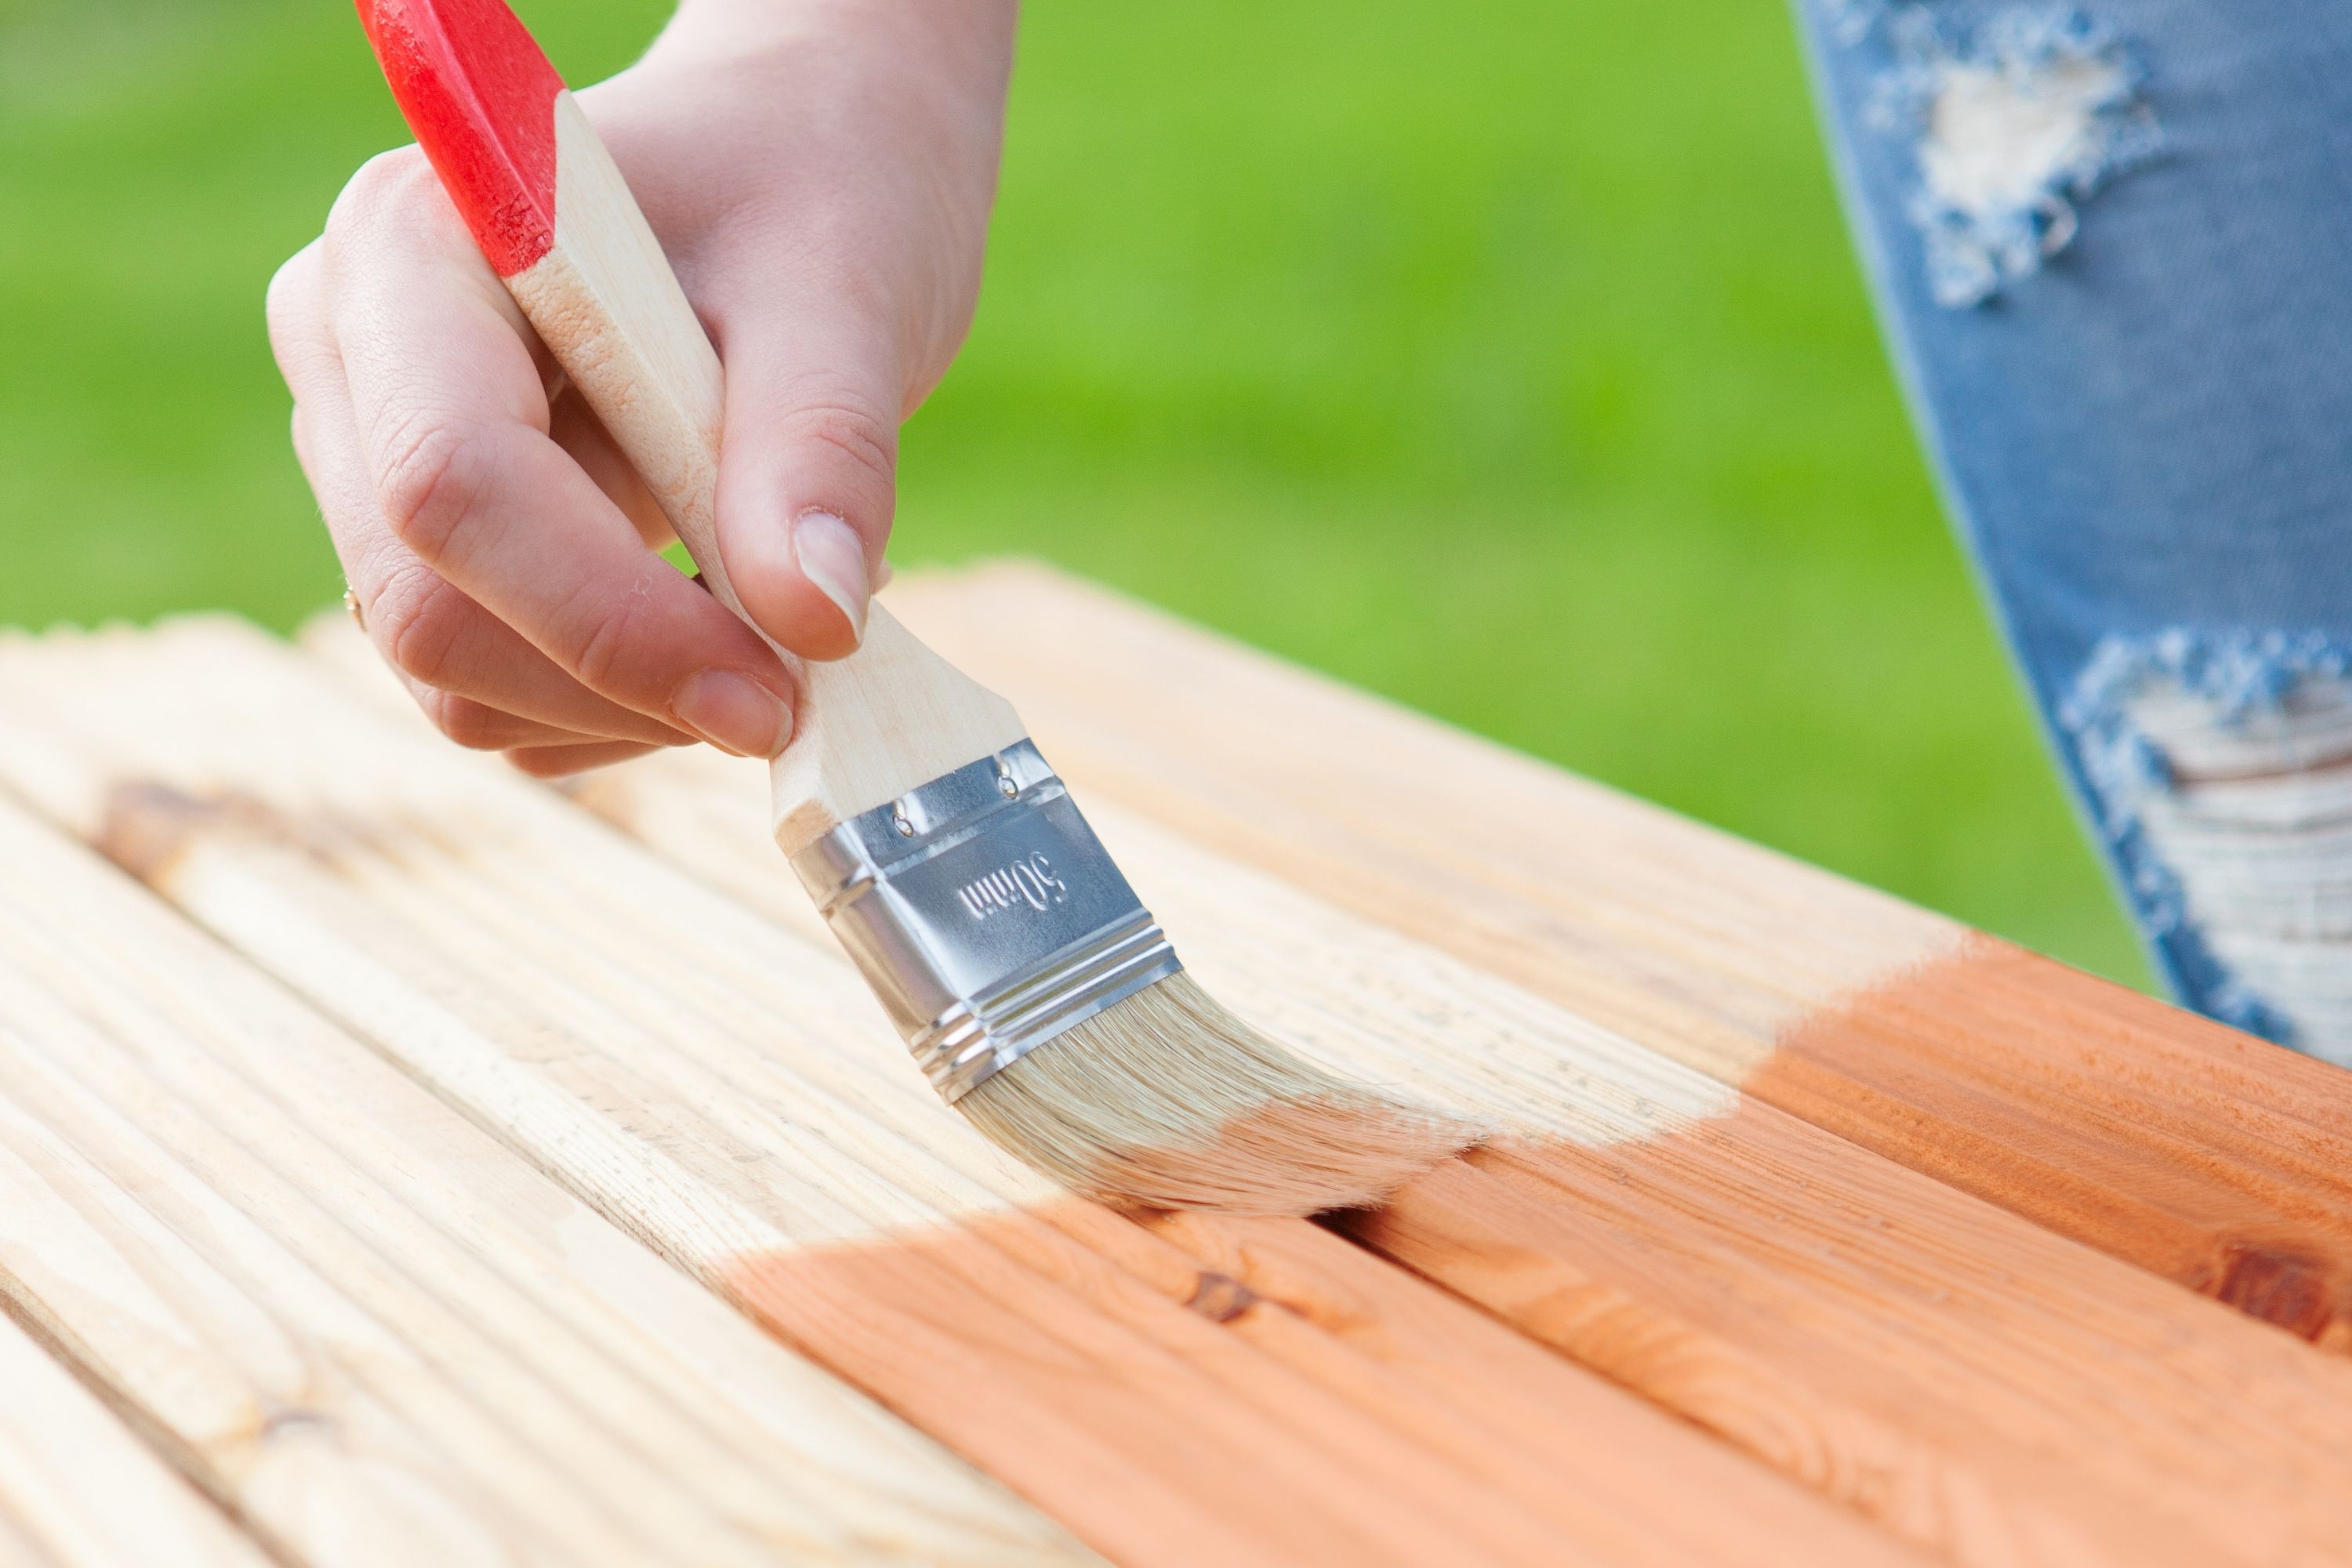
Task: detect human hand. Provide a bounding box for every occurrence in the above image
[268,0,1015,774]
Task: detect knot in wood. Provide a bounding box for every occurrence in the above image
[1183,1272,1260,1324]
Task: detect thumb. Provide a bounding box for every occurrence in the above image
[711,310,901,662]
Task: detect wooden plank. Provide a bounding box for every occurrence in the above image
[0,793,1087,1567]
[0,1515,53,1568]
[2,618,1921,1568]
[560,742,2352,1568]
[294,623,2352,1566]
[0,1305,270,1568]
[868,564,2352,1348]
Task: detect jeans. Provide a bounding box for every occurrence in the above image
[1794,0,2352,1063]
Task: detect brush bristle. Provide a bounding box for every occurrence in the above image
[956,971,1483,1214]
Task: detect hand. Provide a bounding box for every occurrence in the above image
[267,0,1015,775]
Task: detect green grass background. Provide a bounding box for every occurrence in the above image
[0,0,2150,985]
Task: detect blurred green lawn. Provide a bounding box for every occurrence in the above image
[0,0,2151,986]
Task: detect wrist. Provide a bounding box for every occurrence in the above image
[650,0,1017,94]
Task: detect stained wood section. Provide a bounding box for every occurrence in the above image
[0,620,1908,1568]
[288,615,2352,1566]
[0,1305,268,1568]
[876,564,2352,1344]
[0,797,1083,1564]
[1759,946,2352,1348]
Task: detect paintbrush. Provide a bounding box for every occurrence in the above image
[351,0,1476,1213]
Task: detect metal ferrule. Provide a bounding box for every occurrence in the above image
[789,739,1181,1102]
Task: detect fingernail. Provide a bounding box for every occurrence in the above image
[671,669,793,759]
[793,510,870,641]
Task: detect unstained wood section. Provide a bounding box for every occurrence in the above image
[0,791,1085,1567]
[0,1303,268,1568]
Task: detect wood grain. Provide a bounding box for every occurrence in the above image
[0,1302,270,1568]
[0,618,1915,1568]
[312,623,2352,1567]
[873,564,2352,1345]
[0,789,1086,1567]
[1758,945,2352,1348]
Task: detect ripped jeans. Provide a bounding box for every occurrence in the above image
[1795,2,2352,1064]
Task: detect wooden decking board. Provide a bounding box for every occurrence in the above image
[877,564,2352,1340]
[429,809,1905,1563]
[0,591,2343,1564]
[0,1301,270,1568]
[303,615,2352,1568]
[1817,942,2352,1163]
[314,624,1934,1566]
[0,620,1910,1561]
[1760,954,2352,1342]
[0,1513,58,1568]
[333,793,1726,1563]
[0,796,1090,1568]
[288,620,2352,1565]
[880,570,1949,1023]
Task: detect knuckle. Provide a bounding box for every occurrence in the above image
[417,690,510,750]
[374,412,494,560]
[323,148,433,256]
[263,246,325,357]
[371,566,475,689]
[563,579,652,695]
[780,397,897,492]
[509,744,633,780]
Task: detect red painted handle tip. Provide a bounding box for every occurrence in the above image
[356,0,566,276]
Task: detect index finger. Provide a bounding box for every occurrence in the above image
[318,150,795,759]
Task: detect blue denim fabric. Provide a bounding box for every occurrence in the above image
[1793,1,2352,1058]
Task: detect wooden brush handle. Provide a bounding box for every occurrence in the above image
[355,0,1024,851]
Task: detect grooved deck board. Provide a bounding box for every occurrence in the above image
[0,1302,268,1568]
[0,619,1912,1568]
[506,711,2352,1568]
[873,564,2352,1347]
[302,603,2352,1566]
[0,572,2347,1566]
[0,793,1087,1568]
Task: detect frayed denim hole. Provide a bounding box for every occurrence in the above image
[1828,3,2162,307]
[2062,633,2352,1064]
